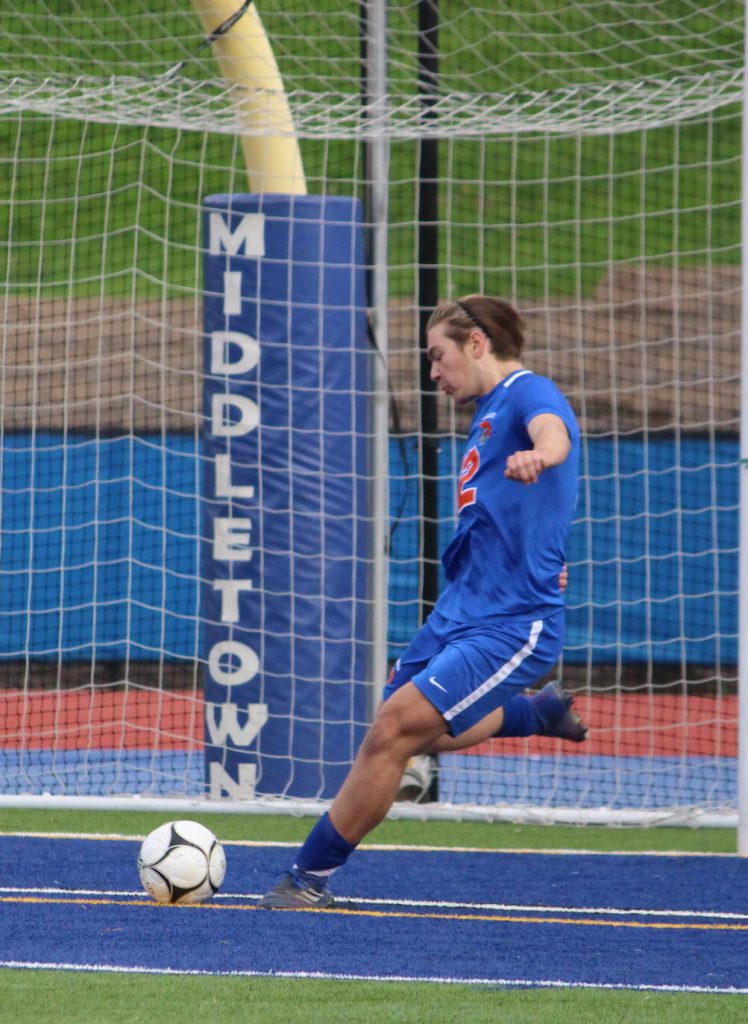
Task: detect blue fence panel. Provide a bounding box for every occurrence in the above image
[0,433,738,668]
[0,433,199,662]
[565,437,738,665]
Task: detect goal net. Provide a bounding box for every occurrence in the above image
[0,0,742,825]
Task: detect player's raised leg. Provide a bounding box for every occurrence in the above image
[430,680,588,755]
[397,680,587,798]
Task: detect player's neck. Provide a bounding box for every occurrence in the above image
[480,359,525,394]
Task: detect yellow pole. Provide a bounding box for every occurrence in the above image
[190,0,307,194]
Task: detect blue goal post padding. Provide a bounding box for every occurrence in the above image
[203,194,371,800]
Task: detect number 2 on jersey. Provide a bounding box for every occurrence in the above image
[458,446,479,511]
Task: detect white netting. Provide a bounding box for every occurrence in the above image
[0,68,742,137]
[0,2,743,136]
[0,1,742,823]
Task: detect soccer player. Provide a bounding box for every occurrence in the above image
[260,295,586,909]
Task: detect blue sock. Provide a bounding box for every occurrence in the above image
[292,812,357,883]
[495,694,542,738]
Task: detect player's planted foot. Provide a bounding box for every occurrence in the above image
[258,871,335,909]
[531,681,588,742]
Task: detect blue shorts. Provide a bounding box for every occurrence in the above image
[383,609,564,737]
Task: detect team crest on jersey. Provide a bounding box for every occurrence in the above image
[478,419,492,445]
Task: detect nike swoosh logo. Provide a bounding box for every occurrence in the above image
[428,676,448,693]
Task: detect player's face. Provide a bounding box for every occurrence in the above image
[427,322,479,403]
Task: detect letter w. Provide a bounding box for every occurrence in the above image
[206,702,268,746]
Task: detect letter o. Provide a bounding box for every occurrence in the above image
[208,641,260,688]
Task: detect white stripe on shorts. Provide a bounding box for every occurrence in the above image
[442,619,544,722]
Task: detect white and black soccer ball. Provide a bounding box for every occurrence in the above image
[138,820,227,905]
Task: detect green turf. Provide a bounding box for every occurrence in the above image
[3,971,747,1024]
[0,806,736,853]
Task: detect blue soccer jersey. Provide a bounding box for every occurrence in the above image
[434,369,580,623]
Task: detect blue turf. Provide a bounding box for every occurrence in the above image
[1,836,747,992]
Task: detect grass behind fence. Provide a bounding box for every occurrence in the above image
[0,2,742,300]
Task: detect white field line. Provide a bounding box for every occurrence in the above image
[0,885,745,923]
[1,960,747,996]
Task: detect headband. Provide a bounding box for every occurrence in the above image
[455,299,493,342]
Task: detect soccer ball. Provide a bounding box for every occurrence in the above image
[138,819,227,905]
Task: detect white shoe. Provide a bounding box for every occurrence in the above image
[396,755,433,802]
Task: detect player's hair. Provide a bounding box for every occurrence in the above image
[427,295,525,359]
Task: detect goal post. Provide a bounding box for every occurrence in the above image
[739,0,748,856]
[188,0,307,194]
[0,1,743,830]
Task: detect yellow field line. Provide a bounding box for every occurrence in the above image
[2,894,747,932]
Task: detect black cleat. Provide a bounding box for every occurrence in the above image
[532,681,588,743]
[258,872,335,910]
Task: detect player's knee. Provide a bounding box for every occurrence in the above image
[363,697,425,761]
[364,701,406,755]
[365,684,444,758]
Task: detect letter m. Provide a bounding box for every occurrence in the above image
[209,212,265,256]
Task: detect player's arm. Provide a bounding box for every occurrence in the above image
[504,412,571,484]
